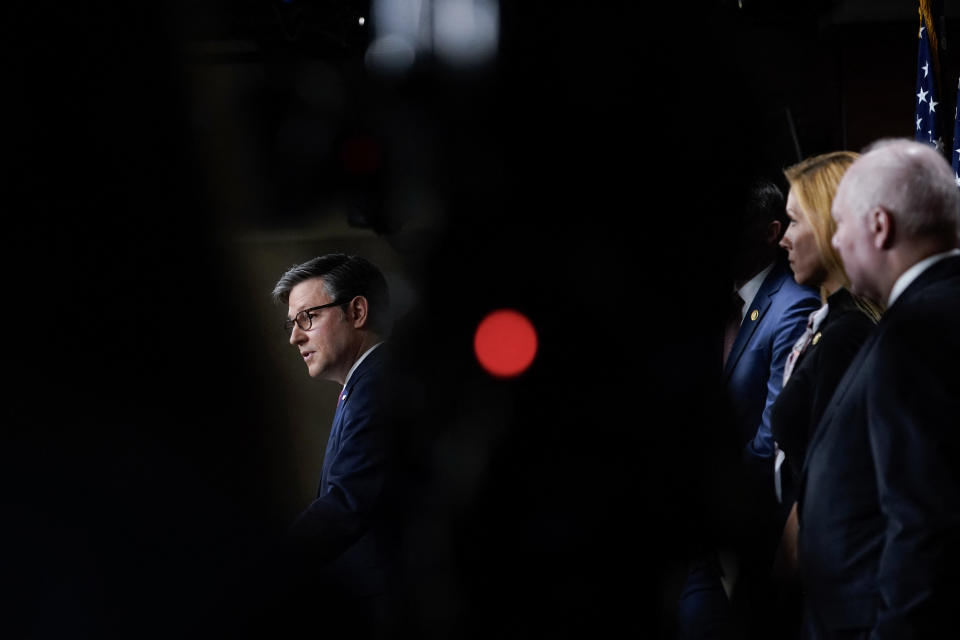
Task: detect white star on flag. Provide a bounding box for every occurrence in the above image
[916,13,944,160]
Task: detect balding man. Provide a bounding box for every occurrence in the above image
[798,139,960,638]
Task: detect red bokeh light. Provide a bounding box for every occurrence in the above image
[473,309,538,378]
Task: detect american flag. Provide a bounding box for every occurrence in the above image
[915,15,943,153]
[953,77,960,186]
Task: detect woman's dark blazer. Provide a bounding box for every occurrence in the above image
[770,287,877,493]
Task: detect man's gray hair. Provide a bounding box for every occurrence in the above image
[842,138,959,241]
[272,253,391,334]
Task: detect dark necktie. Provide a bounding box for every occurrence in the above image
[723,291,744,368]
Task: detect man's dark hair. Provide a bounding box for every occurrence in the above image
[273,253,391,334]
[741,179,788,240]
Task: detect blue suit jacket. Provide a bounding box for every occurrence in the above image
[290,344,397,597]
[676,260,818,637]
[724,260,820,464]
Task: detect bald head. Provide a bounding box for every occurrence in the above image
[836,139,959,241]
[831,138,960,304]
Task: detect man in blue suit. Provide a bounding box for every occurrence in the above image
[679,180,820,639]
[272,253,398,634]
[800,139,960,637]
[725,182,823,478]
[723,181,821,637]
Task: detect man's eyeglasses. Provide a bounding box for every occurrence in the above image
[285,300,348,333]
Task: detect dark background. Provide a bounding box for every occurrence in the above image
[5,1,960,638]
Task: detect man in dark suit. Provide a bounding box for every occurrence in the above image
[271,253,398,634]
[678,180,820,639]
[799,138,960,637]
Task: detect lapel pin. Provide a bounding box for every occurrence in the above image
[750,309,759,321]
[812,331,822,345]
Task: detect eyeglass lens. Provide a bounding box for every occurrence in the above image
[285,310,310,333]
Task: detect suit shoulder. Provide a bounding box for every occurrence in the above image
[780,276,820,303]
[763,264,818,302]
[770,280,820,319]
[910,275,960,312]
[349,347,389,385]
[823,307,876,341]
[341,348,390,413]
[879,295,960,358]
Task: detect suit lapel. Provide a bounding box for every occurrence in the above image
[329,387,347,445]
[329,345,386,446]
[317,345,388,496]
[329,364,363,447]
[340,344,384,409]
[318,400,344,497]
[724,264,785,378]
[799,257,960,510]
[807,254,960,456]
[800,325,878,480]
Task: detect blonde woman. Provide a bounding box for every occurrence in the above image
[768,152,882,626]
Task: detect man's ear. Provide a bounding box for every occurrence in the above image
[766,220,783,245]
[872,207,893,250]
[348,295,370,329]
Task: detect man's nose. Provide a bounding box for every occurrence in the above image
[289,324,306,346]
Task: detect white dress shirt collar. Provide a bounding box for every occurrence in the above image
[736,262,775,323]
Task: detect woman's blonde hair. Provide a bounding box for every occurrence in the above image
[784,150,883,318]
